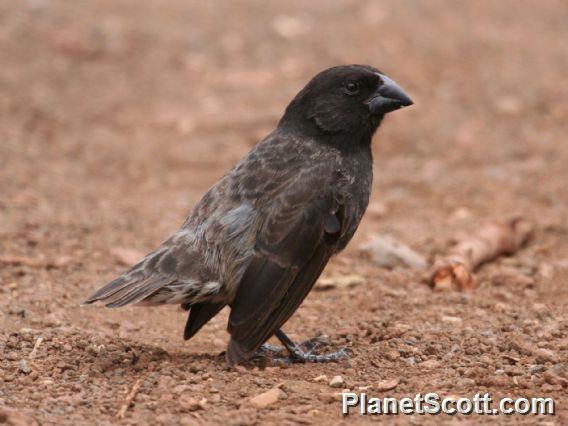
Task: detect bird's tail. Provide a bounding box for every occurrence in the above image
[83,275,173,308]
[82,250,174,308]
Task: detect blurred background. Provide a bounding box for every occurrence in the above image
[1,1,567,424]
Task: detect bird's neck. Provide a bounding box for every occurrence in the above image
[278,114,381,154]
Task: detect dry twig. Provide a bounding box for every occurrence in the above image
[429,217,533,291]
[29,337,44,359]
[116,378,142,420]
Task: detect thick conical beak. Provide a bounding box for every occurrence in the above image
[368,74,413,115]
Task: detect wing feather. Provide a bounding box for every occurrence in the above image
[184,302,226,340]
[226,173,345,364]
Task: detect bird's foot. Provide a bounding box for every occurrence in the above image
[253,343,287,358]
[275,329,349,364]
[251,331,348,365]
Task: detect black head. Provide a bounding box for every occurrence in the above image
[279,65,413,147]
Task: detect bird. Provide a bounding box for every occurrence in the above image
[83,64,413,366]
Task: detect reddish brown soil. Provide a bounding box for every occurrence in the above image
[1,1,567,424]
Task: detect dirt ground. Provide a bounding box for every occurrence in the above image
[1,0,567,424]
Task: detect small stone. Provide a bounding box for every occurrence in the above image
[5,352,18,361]
[385,350,400,361]
[249,387,284,409]
[313,375,328,383]
[537,263,554,279]
[529,365,546,374]
[376,378,399,391]
[494,96,521,114]
[329,376,344,388]
[543,371,559,385]
[535,348,558,364]
[173,384,192,394]
[441,316,462,324]
[506,368,524,377]
[494,302,508,313]
[403,357,416,366]
[318,392,337,404]
[450,207,473,221]
[18,360,32,375]
[457,378,476,387]
[316,274,366,290]
[420,359,441,369]
[178,395,206,412]
[360,235,427,269]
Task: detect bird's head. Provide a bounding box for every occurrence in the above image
[279,65,413,145]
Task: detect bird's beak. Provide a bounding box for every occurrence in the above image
[368,74,413,115]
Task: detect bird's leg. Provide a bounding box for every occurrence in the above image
[253,343,287,357]
[275,329,348,363]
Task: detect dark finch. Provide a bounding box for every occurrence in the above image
[84,65,413,365]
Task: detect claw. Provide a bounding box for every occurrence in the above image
[275,329,349,364]
[250,331,349,365]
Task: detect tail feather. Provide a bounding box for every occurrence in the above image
[106,277,175,308]
[83,238,209,308]
[83,270,173,308]
[82,275,129,305]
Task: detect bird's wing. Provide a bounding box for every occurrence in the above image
[183,301,226,340]
[226,169,347,364]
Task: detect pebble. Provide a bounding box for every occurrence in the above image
[249,387,284,409]
[5,352,19,361]
[329,376,344,388]
[535,348,558,364]
[403,357,417,366]
[441,316,462,324]
[317,274,366,290]
[173,384,192,394]
[359,235,428,269]
[178,395,207,412]
[506,368,524,376]
[493,302,508,313]
[18,360,32,374]
[457,378,476,387]
[376,378,399,391]
[529,365,546,374]
[313,375,328,383]
[384,350,400,361]
[420,359,441,369]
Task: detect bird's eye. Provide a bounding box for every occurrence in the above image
[345,81,360,95]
